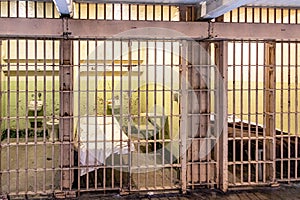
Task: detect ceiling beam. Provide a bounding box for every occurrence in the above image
[0,18,299,41]
[197,0,255,19]
[53,0,73,17]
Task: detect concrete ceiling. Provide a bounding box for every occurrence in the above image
[247,0,300,8]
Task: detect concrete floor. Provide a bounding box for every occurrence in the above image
[0,138,61,194]
[2,138,300,200]
[79,184,300,200]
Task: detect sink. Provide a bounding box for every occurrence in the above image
[28,100,43,111]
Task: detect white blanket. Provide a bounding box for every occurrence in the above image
[77,116,134,175]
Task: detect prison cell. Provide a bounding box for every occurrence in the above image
[227,40,300,187]
[0,39,61,195]
[0,0,300,198]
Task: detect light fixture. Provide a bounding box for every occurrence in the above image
[53,0,73,17]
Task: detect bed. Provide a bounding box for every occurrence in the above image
[76,116,135,176]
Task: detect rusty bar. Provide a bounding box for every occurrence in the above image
[75,39,81,193]
[16,39,20,194]
[264,42,276,184]
[240,41,243,185]
[51,40,56,192]
[295,42,299,179]
[232,40,236,185]
[154,40,157,189]
[255,38,261,182]
[111,39,115,189]
[170,41,174,185]
[120,39,124,190]
[137,40,141,188]
[7,39,11,194]
[103,39,107,190]
[25,39,29,193]
[0,40,2,194]
[247,41,251,184]
[59,18,74,190]
[128,40,132,191]
[86,40,90,190]
[288,42,291,182]
[162,39,166,188]
[280,42,284,180]
[215,41,228,192]
[34,38,38,194]
[42,39,47,193]
[145,40,149,189]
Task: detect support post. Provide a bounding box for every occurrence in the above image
[180,40,188,193]
[186,41,211,186]
[264,42,276,184]
[215,41,228,192]
[59,18,74,194]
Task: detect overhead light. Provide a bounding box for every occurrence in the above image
[53,0,73,17]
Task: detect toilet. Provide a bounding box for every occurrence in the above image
[46,119,59,141]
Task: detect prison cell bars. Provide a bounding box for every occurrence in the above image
[0,38,61,197]
[224,7,300,24]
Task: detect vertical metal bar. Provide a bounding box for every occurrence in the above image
[111,39,115,189]
[16,39,20,194]
[7,39,11,194]
[119,39,123,190]
[154,40,157,189]
[170,41,174,185]
[145,40,149,189]
[7,0,10,17]
[128,40,132,190]
[86,40,90,190]
[103,40,107,190]
[288,42,291,182]
[280,42,284,180]
[137,40,141,189]
[264,42,276,184]
[42,39,47,194]
[34,1,37,18]
[240,41,244,184]
[162,39,166,189]
[248,41,251,184]
[51,40,56,192]
[60,18,74,191]
[34,39,38,193]
[232,41,236,185]
[25,39,29,193]
[168,6,172,21]
[295,42,299,179]
[215,41,228,192]
[129,4,131,20]
[255,41,259,183]
[0,40,2,194]
[153,5,155,21]
[94,39,98,189]
[137,4,140,20]
[180,40,187,194]
[145,4,147,21]
[77,39,81,193]
[87,3,90,19]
